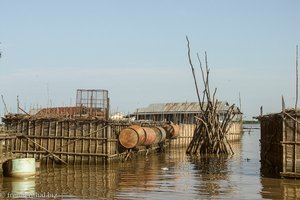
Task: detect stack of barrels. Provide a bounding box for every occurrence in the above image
[118,124,180,149]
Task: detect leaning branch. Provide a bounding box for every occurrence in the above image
[186,36,202,111]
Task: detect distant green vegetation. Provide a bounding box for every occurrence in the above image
[242,120,259,124]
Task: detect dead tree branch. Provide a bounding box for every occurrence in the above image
[186,38,237,155]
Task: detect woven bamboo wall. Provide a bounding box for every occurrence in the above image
[169,122,242,148]
[260,110,300,178]
[3,117,127,164]
[0,133,16,164]
[3,114,242,164]
[260,114,283,177]
[282,112,300,177]
[3,116,169,164]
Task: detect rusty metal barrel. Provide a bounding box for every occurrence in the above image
[152,126,167,144]
[142,127,157,146]
[163,124,180,139]
[118,125,146,149]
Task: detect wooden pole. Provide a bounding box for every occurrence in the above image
[20,134,68,165]
[1,95,9,114]
[26,121,29,158]
[81,124,84,164]
[73,122,77,164]
[17,96,20,114]
[282,95,286,174]
[239,92,242,113]
[186,36,202,110]
[295,45,299,110]
[60,122,63,162]
[94,123,98,163]
[294,45,299,173]
[67,121,70,164]
[88,123,91,164]
[46,121,51,164]
[54,121,58,164]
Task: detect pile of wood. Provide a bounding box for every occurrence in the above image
[185,37,237,155]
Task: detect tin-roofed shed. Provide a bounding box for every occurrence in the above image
[133,102,242,124]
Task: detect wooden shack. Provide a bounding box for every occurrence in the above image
[260,109,300,178]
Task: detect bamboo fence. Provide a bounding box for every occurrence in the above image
[259,109,300,178]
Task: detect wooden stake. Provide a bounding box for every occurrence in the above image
[296,45,299,110]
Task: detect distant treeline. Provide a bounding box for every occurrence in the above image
[242,120,259,124]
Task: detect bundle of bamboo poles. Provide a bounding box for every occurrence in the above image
[185,36,237,155]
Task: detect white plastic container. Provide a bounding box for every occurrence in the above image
[2,158,36,178]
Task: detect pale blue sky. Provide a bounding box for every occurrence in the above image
[0,0,299,119]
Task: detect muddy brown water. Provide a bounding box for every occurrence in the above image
[1,124,300,199]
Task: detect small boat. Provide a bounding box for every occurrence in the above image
[2,158,36,178]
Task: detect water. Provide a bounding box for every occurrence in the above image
[1,124,300,199]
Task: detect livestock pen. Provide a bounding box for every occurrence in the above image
[260,109,300,178]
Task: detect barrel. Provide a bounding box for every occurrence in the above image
[152,126,167,144]
[119,125,146,149]
[163,124,180,139]
[142,127,157,146]
[2,158,36,178]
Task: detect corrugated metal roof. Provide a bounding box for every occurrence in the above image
[136,103,165,113]
[134,101,237,114]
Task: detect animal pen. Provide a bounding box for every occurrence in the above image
[2,115,174,165]
[1,116,241,165]
[260,109,300,178]
[1,89,243,165]
[0,131,16,164]
[0,89,182,165]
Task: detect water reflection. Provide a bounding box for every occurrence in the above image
[191,155,232,196]
[35,165,119,199]
[1,177,35,198]
[260,177,300,199]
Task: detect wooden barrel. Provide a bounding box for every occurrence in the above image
[142,127,157,146]
[163,124,180,139]
[2,158,36,178]
[119,125,146,149]
[152,126,167,144]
